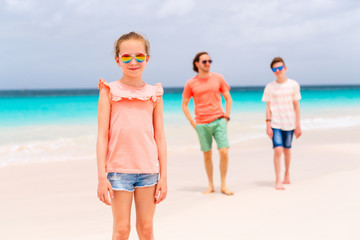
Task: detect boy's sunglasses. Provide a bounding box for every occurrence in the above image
[272,66,285,72]
[201,59,212,64]
[119,53,147,63]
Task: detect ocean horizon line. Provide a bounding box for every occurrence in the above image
[1,84,360,97]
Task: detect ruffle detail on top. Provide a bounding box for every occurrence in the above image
[98,78,164,105]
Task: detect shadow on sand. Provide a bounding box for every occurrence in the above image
[254,181,274,188]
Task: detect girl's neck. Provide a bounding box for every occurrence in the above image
[120,76,145,88]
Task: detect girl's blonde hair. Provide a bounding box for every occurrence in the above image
[114,32,150,57]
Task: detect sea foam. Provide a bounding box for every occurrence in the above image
[301,115,360,130]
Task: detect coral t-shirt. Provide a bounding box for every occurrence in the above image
[182,72,230,124]
[98,79,163,173]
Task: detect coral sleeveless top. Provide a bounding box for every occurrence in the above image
[98,79,164,173]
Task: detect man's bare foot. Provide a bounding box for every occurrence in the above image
[202,186,215,194]
[221,186,234,195]
[275,183,285,190]
[282,176,291,184]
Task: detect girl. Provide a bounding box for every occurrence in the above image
[96,32,167,240]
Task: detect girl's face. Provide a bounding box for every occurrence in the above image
[115,40,149,79]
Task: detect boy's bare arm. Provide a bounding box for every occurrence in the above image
[266,102,273,138]
[293,101,302,138]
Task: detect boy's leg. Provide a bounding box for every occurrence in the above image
[273,147,285,190]
[134,185,157,240]
[203,150,215,194]
[282,130,294,184]
[283,148,291,184]
[272,128,285,190]
[111,191,134,240]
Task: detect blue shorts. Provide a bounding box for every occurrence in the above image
[272,128,294,149]
[107,173,159,192]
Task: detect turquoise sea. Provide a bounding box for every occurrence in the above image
[1,85,360,127]
[1,85,360,166]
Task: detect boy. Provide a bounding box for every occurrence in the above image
[262,57,302,190]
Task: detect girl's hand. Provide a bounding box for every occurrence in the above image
[155,177,167,204]
[97,178,114,206]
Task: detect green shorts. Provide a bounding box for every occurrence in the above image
[195,118,230,152]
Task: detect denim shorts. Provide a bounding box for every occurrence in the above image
[195,118,230,152]
[272,128,294,149]
[107,173,159,192]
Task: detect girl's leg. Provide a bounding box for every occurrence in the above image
[111,191,134,240]
[134,186,157,240]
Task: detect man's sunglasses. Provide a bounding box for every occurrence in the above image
[119,53,147,63]
[272,66,285,72]
[201,60,212,64]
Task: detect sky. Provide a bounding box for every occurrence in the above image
[1,0,360,89]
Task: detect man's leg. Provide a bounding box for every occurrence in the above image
[212,118,232,195]
[274,147,285,190]
[219,147,233,195]
[202,150,215,194]
[195,123,214,194]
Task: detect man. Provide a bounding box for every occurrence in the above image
[262,57,302,190]
[182,52,233,195]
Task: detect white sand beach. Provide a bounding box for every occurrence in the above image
[1,124,360,240]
